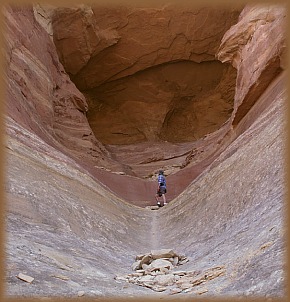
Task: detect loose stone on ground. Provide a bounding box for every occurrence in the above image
[114,249,226,295]
[16,273,34,284]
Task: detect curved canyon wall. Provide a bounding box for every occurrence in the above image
[5,2,286,298]
[29,2,286,206]
[48,4,239,145]
[4,5,124,174]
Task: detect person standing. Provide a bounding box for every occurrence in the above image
[155,170,167,207]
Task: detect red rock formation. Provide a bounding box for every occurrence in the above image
[217,4,286,125]
[39,4,240,145]
[4,3,286,206]
[48,5,241,90]
[5,3,286,298]
[84,60,236,145]
[51,5,120,76]
[4,5,121,171]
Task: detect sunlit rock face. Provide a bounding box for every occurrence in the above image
[45,4,240,145]
[217,5,286,126]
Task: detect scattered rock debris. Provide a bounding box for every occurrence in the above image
[77,290,85,297]
[146,205,163,210]
[114,249,225,294]
[51,274,70,281]
[17,273,34,283]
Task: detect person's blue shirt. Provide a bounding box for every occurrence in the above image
[158,174,166,188]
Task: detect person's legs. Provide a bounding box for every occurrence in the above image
[162,193,167,205]
[159,187,167,205]
[156,188,167,206]
[156,192,161,206]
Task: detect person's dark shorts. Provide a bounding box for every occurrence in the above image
[157,187,167,196]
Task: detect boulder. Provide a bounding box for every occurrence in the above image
[170,288,183,295]
[155,274,176,286]
[140,254,152,267]
[148,259,173,271]
[150,249,177,260]
[131,260,141,271]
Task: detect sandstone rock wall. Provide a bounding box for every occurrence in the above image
[159,83,285,295]
[48,4,241,89]
[4,3,286,202]
[5,118,154,296]
[5,61,285,299]
[40,4,240,145]
[4,5,120,171]
[5,3,286,297]
[217,4,286,126]
[85,60,236,144]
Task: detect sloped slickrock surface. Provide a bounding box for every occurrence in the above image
[5,117,154,297]
[157,81,286,296]
[5,72,286,297]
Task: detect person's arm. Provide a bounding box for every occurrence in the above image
[157,176,161,190]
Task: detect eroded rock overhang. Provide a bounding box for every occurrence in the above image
[42,4,240,146]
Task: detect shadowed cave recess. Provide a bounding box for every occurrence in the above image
[5,2,286,298]
[50,3,239,180]
[85,60,236,145]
